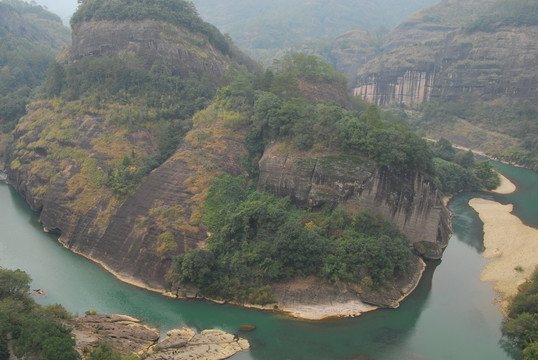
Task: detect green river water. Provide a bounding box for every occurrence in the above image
[0,162,536,360]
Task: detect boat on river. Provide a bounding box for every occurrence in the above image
[0,171,7,182]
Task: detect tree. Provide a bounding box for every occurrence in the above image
[431,137,456,161]
[43,62,65,97]
[455,149,475,168]
[88,342,120,360]
[41,336,79,360]
[0,268,31,300]
[475,160,500,190]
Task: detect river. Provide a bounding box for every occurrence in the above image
[0,162,535,360]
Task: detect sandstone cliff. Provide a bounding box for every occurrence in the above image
[8,103,248,290]
[258,144,450,255]
[70,19,232,82]
[6,3,452,313]
[353,25,538,107]
[350,0,538,107]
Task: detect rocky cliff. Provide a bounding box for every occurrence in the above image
[258,144,451,256]
[345,0,538,166]
[70,19,232,82]
[353,24,538,107]
[8,103,248,290]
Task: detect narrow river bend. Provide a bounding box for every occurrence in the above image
[1,162,535,360]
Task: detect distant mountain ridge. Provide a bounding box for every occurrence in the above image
[191,0,440,64]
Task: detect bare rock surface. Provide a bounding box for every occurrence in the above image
[272,254,426,319]
[72,315,250,360]
[72,314,160,356]
[147,329,250,360]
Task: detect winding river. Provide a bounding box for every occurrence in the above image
[1,162,536,360]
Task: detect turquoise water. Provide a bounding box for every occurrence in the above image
[1,162,535,359]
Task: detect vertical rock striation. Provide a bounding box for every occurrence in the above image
[258,144,451,254]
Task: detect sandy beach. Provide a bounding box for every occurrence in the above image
[468,175,538,313]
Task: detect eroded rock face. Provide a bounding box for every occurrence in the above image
[72,315,250,360]
[353,24,538,107]
[272,254,426,319]
[146,329,250,360]
[70,19,231,82]
[258,144,451,252]
[8,104,248,290]
[72,314,160,356]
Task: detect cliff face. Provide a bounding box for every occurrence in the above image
[354,25,538,107]
[258,144,451,254]
[70,19,231,82]
[350,0,538,107]
[8,104,248,289]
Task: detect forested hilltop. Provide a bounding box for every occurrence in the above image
[0,0,70,167]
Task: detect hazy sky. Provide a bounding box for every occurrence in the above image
[33,0,78,24]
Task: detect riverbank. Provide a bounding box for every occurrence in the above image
[469,176,538,313]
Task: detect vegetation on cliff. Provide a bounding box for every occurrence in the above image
[501,266,538,360]
[0,0,69,133]
[170,174,411,303]
[244,54,433,173]
[465,0,538,33]
[167,54,438,303]
[11,51,216,207]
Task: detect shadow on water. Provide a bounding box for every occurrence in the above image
[491,162,538,229]
[448,192,486,253]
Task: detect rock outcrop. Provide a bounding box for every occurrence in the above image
[72,314,250,360]
[258,144,451,253]
[72,314,159,356]
[8,104,248,290]
[147,328,250,360]
[272,254,426,319]
[70,19,232,82]
[350,0,538,107]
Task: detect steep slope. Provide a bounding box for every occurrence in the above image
[258,145,450,253]
[7,0,250,289]
[0,0,71,166]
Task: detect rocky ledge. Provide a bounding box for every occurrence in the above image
[72,314,250,360]
[271,253,426,319]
